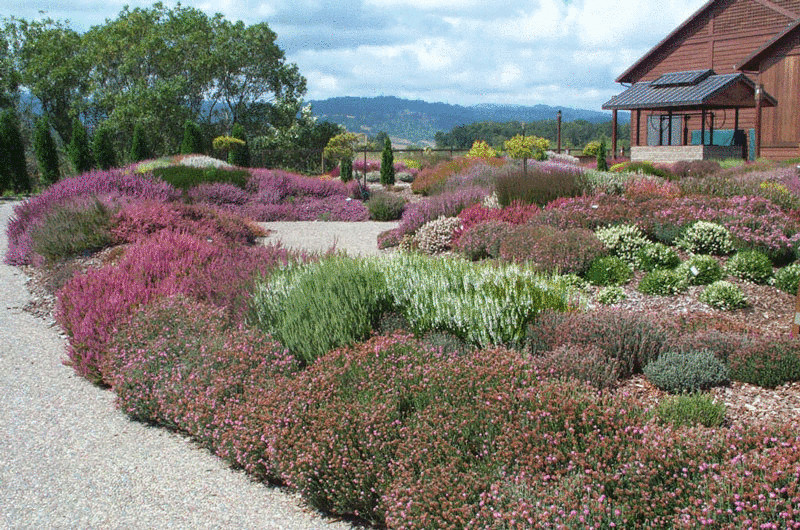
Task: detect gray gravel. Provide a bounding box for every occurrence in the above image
[0,201,353,529]
[258,221,398,256]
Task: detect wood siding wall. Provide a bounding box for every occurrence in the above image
[628,0,800,157]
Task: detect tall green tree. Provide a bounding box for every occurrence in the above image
[380,137,395,186]
[67,118,93,173]
[180,120,204,154]
[0,109,31,193]
[229,122,250,167]
[33,116,60,185]
[129,122,150,162]
[0,27,20,109]
[596,141,609,171]
[93,123,116,170]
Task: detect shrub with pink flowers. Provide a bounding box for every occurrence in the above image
[499,224,606,275]
[395,186,489,237]
[453,220,515,260]
[454,202,540,234]
[55,230,296,384]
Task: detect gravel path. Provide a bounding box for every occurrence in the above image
[0,201,353,529]
[258,221,398,256]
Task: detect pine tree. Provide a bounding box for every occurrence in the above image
[34,116,60,185]
[0,109,31,194]
[229,123,250,167]
[93,123,117,170]
[180,120,204,154]
[596,141,608,172]
[68,118,93,174]
[129,122,150,162]
[380,136,395,186]
[340,157,353,182]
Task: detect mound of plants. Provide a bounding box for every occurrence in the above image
[653,393,727,428]
[453,220,514,260]
[584,255,633,286]
[725,249,773,284]
[699,280,748,310]
[676,254,724,285]
[499,224,606,275]
[729,337,800,387]
[494,162,585,207]
[151,165,250,191]
[367,191,407,221]
[30,198,115,264]
[637,269,688,296]
[643,350,730,393]
[775,262,800,294]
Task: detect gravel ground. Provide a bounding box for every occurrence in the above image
[258,221,399,256]
[0,201,353,530]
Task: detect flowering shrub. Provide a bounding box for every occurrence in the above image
[676,254,724,285]
[5,169,180,265]
[453,220,514,260]
[596,285,626,305]
[725,249,774,284]
[242,196,369,222]
[366,192,406,221]
[668,329,754,363]
[247,169,363,203]
[499,225,606,275]
[729,337,800,387]
[594,223,649,265]
[30,198,114,263]
[643,350,730,393]
[623,176,680,202]
[534,343,622,389]
[637,269,689,296]
[411,157,484,195]
[582,169,633,195]
[186,182,250,206]
[494,162,585,207]
[455,202,540,234]
[411,216,462,254]
[678,220,736,255]
[636,242,680,271]
[699,280,748,310]
[395,186,489,237]
[668,159,721,178]
[775,262,800,294]
[584,255,633,286]
[56,230,295,384]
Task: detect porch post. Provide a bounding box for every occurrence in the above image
[636,110,641,146]
[755,84,763,159]
[611,109,617,158]
[667,110,673,145]
[701,109,706,145]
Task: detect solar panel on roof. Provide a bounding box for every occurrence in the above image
[651,70,715,87]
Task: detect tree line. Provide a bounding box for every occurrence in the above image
[434,119,631,151]
[0,2,345,183]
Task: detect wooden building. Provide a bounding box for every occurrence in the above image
[604,0,800,161]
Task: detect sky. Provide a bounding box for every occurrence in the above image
[2,0,708,112]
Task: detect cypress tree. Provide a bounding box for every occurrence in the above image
[596,141,608,172]
[0,109,31,194]
[68,118,93,173]
[129,122,150,162]
[340,157,353,182]
[93,124,117,170]
[180,120,204,154]
[380,136,395,186]
[33,116,60,186]
[229,123,250,167]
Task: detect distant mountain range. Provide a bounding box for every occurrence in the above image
[308,96,629,145]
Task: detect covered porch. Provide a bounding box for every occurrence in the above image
[603,70,776,163]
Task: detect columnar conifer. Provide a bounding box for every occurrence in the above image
[380,136,395,186]
[34,116,60,185]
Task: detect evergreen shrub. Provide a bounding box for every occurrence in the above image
[68,118,93,173]
[775,262,800,294]
[33,116,60,185]
[644,350,730,393]
[725,249,773,284]
[654,393,727,428]
[584,256,633,286]
[699,281,748,310]
[637,269,688,296]
[678,221,735,255]
[676,255,724,285]
[729,338,800,388]
[367,191,406,221]
[637,242,680,271]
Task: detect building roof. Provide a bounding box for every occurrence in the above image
[738,17,800,71]
[603,70,776,110]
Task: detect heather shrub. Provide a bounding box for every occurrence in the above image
[534,343,622,389]
[249,256,389,364]
[594,223,649,265]
[676,254,724,285]
[453,220,513,260]
[644,350,730,393]
[396,186,488,237]
[30,198,114,263]
[637,269,688,296]
[186,182,250,207]
[367,191,406,221]
[377,228,403,249]
[56,230,293,383]
[411,157,482,195]
[596,285,626,305]
[611,160,671,179]
[499,225,606,275]
[243,196,369,222]
[381,253,571,348]
[668,329,753,363]
[495,162,585,207]
[152,165,249,191]
[455,202,540,234]
[248,169,361,202]
[729,337,800,387]
[678,221,735,255]
[584,256,633,286]
[668,159,721,178]
[623,176,681,202]
[411,216,461,254]
[725,249,773,284]
[529,309,672,377]
[653,393,727,428]
[419,329,475,356]
[699,280,748,310]
[775,262,800,294]
[636,242,680,271]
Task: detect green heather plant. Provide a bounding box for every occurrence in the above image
[676,254,724,285]
[33,116,60,185]
[152,165,249,191]
[725,249,773,284]
[594,223,649,266]
[534,343,622,389]
[596,285,626,305]
[129,122,151,163]
[380,136,395,186]
[637,269,688,296]
[653,393,727,428]
[68,118,93,173]
[644,350,730,393]
[0,109,31,194]
[30,199,114,263]
[584,255,633,286]
[367,191,406,221]
[92,123,117,170]
[678,221,735,255]
[729,337,800,388]
[775,262,800,294]
[636,242,680,271]
[180,120,204,154]
[699,281,748,310]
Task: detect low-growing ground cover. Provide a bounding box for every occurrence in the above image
[7,153,800,528]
